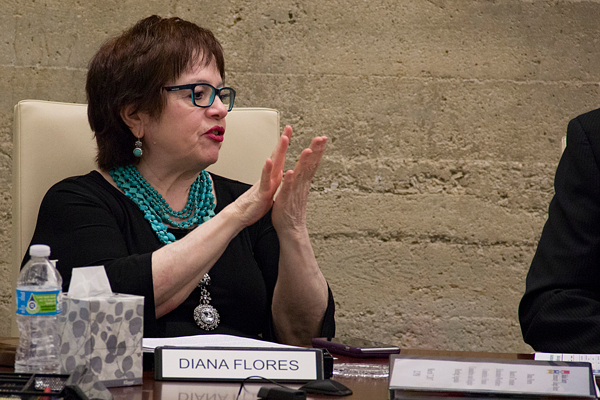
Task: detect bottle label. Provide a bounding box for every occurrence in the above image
[16,289,61,316]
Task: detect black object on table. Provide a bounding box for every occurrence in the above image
[0,365,112,400]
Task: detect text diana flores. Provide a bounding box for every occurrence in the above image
[178,357,300,371]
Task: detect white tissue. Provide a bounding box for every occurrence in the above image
[67,266,113,298]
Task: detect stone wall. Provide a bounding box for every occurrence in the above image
[2,0,599,352]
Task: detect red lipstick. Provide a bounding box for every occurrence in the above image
[204,126,224,142]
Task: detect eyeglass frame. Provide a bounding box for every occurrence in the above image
[163,83,236,112]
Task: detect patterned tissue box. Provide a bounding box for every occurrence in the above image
[57,293,144,387]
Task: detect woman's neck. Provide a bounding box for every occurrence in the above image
[135,161,199,211]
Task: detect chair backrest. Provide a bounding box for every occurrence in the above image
[11,99,279,335]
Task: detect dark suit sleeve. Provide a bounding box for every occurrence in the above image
[519,110,600,352]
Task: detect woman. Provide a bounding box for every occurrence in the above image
[24,15,334,345]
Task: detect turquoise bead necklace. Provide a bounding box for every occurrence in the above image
[109,164,216,245]
[110,164,220,330]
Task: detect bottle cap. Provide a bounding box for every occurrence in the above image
[29,244,51,257]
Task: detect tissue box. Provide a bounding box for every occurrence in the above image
[58,293,144,387]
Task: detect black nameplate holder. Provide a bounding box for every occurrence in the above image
[155,346,325,383]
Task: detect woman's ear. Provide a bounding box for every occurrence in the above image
[120,104,144,138]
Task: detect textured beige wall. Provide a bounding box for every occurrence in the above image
[2,0,600,353]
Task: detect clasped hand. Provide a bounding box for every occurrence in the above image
[233,125,327,232]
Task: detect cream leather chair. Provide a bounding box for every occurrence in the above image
[11,99,280,336]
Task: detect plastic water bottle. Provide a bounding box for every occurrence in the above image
[15,244,63,373]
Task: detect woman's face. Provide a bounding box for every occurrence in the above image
[140,58,228,173]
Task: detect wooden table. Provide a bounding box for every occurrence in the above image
[0,338,536,400]
[109,349,535,400]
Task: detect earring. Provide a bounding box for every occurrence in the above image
[133,138,143,157]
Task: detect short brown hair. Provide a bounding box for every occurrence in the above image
[86,15,225,170]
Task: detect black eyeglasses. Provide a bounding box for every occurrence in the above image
[164,83,236,111]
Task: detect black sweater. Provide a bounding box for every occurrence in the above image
[24,171,335,341]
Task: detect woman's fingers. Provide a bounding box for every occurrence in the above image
[277,136,327,196]
[259,158,274,193]
[276,170,294,201]
[272,136,327,231]
[268,132,328,201]
[293,136,328,182]
[270,126,292,180]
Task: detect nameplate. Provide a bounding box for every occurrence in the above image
[535,352,600,375]
[389,355,596,399]
[155,346,324,382]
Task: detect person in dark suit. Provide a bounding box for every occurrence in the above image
[520,108,600,352]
